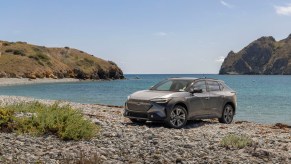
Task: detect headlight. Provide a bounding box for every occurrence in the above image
[150,98,171,104]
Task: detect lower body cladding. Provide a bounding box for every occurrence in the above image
[124,102,166,121]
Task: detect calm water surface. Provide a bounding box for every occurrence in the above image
[0,74,290,125]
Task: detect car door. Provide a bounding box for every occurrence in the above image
[187,80,210,118]
[206,80,224,116]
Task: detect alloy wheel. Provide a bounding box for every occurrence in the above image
[170,107,186,127]
[223,105,234,123]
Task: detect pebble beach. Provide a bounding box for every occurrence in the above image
[0,96,290,163]
[0,78,81,87]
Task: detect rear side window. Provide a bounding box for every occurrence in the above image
[207,81,221,91]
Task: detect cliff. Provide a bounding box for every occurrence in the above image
[0,40,124,79]
[219,34,291,75]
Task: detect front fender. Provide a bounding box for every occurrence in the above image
[165,98,190,119]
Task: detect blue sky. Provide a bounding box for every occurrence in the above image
[1,0,291,74]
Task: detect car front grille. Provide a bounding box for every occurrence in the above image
[126,111,148,119]
[127,99,152,112]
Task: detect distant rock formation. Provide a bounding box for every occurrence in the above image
[219,34,291,75]
[0,40,124,79]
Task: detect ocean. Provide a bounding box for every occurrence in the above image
[0,74,290,125]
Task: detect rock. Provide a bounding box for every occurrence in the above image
[220,34,291,75]
[25,73,36,79]
[0,71,7,78]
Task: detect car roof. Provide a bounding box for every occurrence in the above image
[168,77,224,82]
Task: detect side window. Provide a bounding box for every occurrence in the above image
[219,82,224,90]
[193,81,207,92]
[207,81,221,91]
[156,80,173,91]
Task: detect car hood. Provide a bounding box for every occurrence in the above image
[129,90,189,101]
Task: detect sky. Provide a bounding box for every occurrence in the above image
[1,0,291,74]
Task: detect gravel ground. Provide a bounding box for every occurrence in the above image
[0,96,290,163]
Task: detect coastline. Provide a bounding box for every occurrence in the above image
[0,96,290,163]
[0,78,81,86]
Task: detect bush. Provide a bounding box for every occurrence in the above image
[5,49,25,56]
[83,58,95,65]
[16,41,27,44]
[0,108,15,132]
[1,102,99,140]
[220,134,252,149]
[29,53,50,62]
[2,42,10,46]
[13,50,25,56]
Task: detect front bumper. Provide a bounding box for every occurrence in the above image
[124,101,167,121]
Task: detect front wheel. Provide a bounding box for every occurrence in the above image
[166,105,187,129]
[219,104,234,124]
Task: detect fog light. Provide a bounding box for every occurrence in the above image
[151,115,154,118]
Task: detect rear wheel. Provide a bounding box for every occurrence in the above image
[166,105,187,128]
[129,118,146,124]
[219,104,234,124]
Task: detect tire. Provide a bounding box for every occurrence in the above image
[129,118,146,124]
[219,104,234,124]
[166,105,187,129]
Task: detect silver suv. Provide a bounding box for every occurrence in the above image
[124,77,237,128]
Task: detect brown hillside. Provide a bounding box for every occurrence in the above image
[0,41,124,79]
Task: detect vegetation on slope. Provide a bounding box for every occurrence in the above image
[0,41,124,79]
[220,34,291,75]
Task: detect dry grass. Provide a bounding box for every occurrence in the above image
[220,134,252,149]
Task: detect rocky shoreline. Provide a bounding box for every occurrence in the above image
[0,96,290,163]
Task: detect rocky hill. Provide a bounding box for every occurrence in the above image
[0,40,124,79]
[219,34,291,75]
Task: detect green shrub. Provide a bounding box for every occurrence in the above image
[1,102,99,140]
[0,108,15,132]
[13,50,25,56]
[2,42,10,46]
[5,49,14,53]
[220,134,252,149]
[36,53,49,61]
[29,53,50,64]
[4,49,25,56]
[83,58,95,65]
[32,47,41,52]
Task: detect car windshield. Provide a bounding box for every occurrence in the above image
[150,79,193,92]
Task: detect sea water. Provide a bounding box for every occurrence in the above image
[0,74,290,125]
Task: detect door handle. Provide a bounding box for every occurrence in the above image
[205,97,209,100]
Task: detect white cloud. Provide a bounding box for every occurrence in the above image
[154,32,168,36]
[220,0,234,9]
[215,56,225,62]
[275,4,291,16]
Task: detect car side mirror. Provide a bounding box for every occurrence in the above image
[189,88,203,94]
